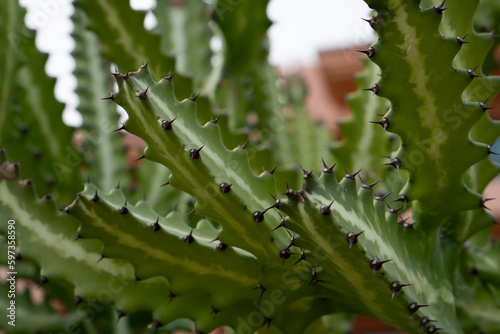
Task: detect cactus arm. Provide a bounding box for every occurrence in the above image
[214,0,270,75]
[74,0,191,96]
[72,9,128,192]
[111,66,287,264]
[153,0,222,94]
[432,0,500,241]
[473,0,500,74]
[0,2,82,203]
[279,173,463,333]
[332,59,404,196]
[0,177,252,332]
[0,0,24,133]
[363,0,499,222]
[69,182,261,309]
[333,59,394,172]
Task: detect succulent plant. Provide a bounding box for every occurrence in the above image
[1,0,500,333]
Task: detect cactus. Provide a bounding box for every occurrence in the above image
[1,0,500,333]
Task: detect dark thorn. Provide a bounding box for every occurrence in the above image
[118,200,128,214]
[135,154,146,161]
[253,284,266,300]
[86,176,91,185]
[112,68,120,77]
[269,193,281,208]
[480,197,495,210]
[386,203,403,214]
[142,193,146,201]
[298,164,313,179]
[280,248,296,266]
[293,248,306,265]
[479,97,495,112]
[370,116,390,130]
[140,60,149,69]
[363,83,379,94]
[40,275,49,285]
[346,231,364,248]
[320,200,334,216]
[408,302,429,322]
[457,33,470,46]
[384,157,401,171]
[393,194,409,209]
[161,118,176,130]
[487,144,499,155]
[253,211,265,225]
[217,242,227,251]
[420,316,437,329]
[164,71,175,81]
[356,46,375,58]
[343,167,361,180]
[467,65,481,79]
[374,192,392,202]
[273,213,286,231]
[96,254,105,263]
[15,253,22,260]
[390,281,411,300]
[359,175,381,190]
[321,158,336,173]
[361,17,376,28]
[168,291,175,304]
[44,193,53,200]
[160,181,170,187]
[238,141,248,149]
[115,180,121,189]
[210,114,221,124]
[263,164,278,174]
[151,217,161,231]
[285,182,295,196]
[434,0,447,14]
[370,258,391,280]
[306,265,323,286]
[136,86,149,100]
[188,92,201,102]
[426,326,443,333]
[120,72,129,80]
[187,208,196,215]
[91,190,100,202]
[189,146,204,159]
[184,229,194,244]
[220,182,232,194]
[101,92,115,101]
[116,310,125,324]
[75,296,83,307]
[397,217,410,226]
[74,232,82,241]
[134,275,141,286]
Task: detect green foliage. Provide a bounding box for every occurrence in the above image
[1,0,500,333]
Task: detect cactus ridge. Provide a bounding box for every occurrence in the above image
[363,0,500,222]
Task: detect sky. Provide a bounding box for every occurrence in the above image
[18,0,373,126]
